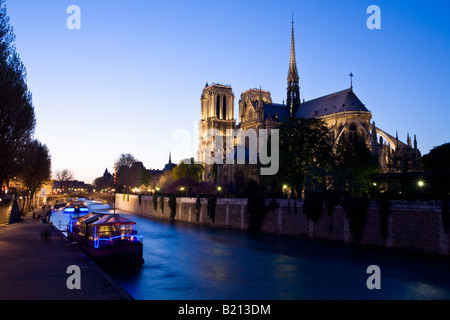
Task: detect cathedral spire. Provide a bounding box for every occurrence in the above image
[289,16,298,79]
[287,15,300,117]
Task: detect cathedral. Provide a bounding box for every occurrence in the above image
[198,19,421,187]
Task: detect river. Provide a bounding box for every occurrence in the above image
[50,199,450,300]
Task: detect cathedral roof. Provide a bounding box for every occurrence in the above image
[262,103,290,122]
[294,88,370,119]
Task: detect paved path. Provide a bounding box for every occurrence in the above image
[0,212,133,300]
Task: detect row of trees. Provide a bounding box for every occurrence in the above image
[93,153,216,197]
[0,1,51,198]
[257,116,449,204]
[273,117,379,200]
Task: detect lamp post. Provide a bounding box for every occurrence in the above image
[283,185,288,199]
[418,180,425,202]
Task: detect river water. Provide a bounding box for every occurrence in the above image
[50,200,450,300]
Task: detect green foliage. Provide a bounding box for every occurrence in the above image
[421,143,450,202]
[153,195,158,212]
[19,140,51,196]
[211,163,218,183]
[196,195,201,222]
[277,118,333,196]
[139,170,152,188]
[172,159,204,182]
[159,196,164,214]
[333,133,380,198]
[207,196,217,223]
[0,2,37,184]
[116,153,140,193]
[247,195,279,233]
[377,197,391,240]
[168,195,177,222]
[421,143,450,171]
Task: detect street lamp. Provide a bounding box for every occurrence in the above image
[283,185,288,199]
[418,180,425,202]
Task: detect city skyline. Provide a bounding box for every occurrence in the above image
[6,0,450,183]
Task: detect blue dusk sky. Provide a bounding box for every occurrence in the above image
[5,0,450,184]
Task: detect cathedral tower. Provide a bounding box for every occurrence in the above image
[198,84,236,172]
[286,17,300,116]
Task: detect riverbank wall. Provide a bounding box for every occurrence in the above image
[115,194,450,256]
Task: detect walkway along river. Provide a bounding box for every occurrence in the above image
[51,200,450,300]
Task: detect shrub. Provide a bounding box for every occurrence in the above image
[153,195,158,212]
[207,196,217,223]
[168,195,177,222]
[247,195,279,233]
[342,197,369,241]
[159,196,164,214]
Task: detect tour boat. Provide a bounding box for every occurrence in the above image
[67,212,144,269]
[64,200,90,214]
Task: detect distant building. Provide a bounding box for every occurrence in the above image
[52,180,92,193]
[163,153,177,172]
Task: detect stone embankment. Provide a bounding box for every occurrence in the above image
[116,194,449,256]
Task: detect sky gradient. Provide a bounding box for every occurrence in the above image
[5,0,450,184]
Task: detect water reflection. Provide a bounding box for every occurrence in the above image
[50,200,450,300]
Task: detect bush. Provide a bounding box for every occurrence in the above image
[342,197,369,241]
[207,196,217,223]
[153,195,158,212]
[247,195,279,233]
[168,195,177,222]
[377,197,391,240]
[159,196,164,214]
[196,196,201,222]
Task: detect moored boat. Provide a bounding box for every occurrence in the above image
[67,212,144,269]
[64,200,89,214]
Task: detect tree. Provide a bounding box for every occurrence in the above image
[421,143,450,171]
[172,159,204,183]
[421,143,450,216]
[116,153,138,193]
[93,175,114,191]
[54,169,73,192]
[138,169,152,191]
[0,1,36,185]
[277,117,333,197]
[19,140,51,197]
[332,132,380,198]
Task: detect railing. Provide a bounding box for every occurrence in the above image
[93,234,143,249]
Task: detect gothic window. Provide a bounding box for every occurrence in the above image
[223,95,227,120]
[216,95,221,119]
[349,123,358,142]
